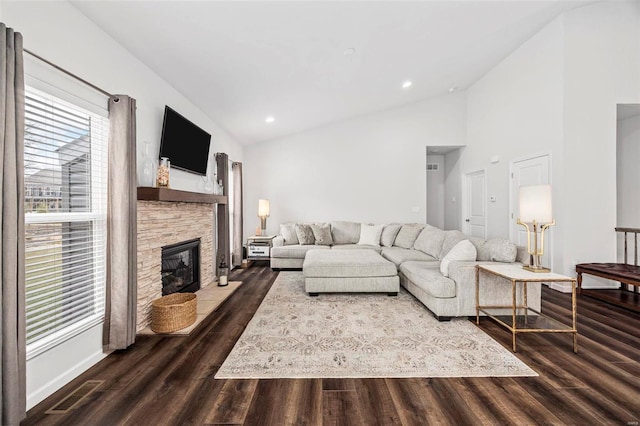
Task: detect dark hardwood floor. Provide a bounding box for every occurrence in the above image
[23,266,640,425]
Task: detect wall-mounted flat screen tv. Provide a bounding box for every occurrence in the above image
[159,106,211,176]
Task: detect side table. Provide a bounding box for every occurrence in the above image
[247,235,275,262]
[476,264,578,353]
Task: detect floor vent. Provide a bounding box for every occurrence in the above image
[45,380,104,415]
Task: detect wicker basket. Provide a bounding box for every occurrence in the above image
[150,293,197,333]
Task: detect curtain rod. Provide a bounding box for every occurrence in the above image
[24,48,113,98]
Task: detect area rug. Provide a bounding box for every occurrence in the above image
[215,272,537,379]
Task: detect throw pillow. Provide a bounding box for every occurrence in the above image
[413,225,445,258]
[440,239,477,277]
[381,224,402,247]
[330,221,361,245]
[310,223,334,246]
[485,238,517,263]
[358,223,384,246]
[280,223,299,246]
[393,224,425,249]
[439,230,467,259]
[295,224,315,245]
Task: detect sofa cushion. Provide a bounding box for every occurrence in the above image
[400,261,456,298]
[332,244,382,254]
[330,221,361,245]
[394,224,425,249]
[440,230,467,259]
[381,224,402,247]
[485,238,517,262]
[381,246,437,267]
[280,223,299,245]
[358,223,384,246]
[440,240,477,277]
[413,225,445,258]
[303,249,397,278]
[295,224,315,245]
[310,223,334,246]
[271,244,329,259]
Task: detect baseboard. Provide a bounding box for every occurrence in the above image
[547,282,573,293]
[27,350,108,410]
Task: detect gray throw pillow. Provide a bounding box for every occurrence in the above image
[280,223,299,246]
[469,236,490,261]
[439,230,467,259]
[393,224,425,249]
[295,224,315,245]
[381,224,402,247]
[413,225,445,258]
[310,223,334,246]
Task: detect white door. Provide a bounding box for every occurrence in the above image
[510,154,551,267]
[463,170,486,238]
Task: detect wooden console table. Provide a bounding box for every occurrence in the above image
[476,264,578,353]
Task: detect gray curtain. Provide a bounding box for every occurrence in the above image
[231,162,243,267]
[103,95,137,351]
[0,23,26,426]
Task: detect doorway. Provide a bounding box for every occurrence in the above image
[462,169,486,238]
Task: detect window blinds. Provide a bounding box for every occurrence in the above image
[24,86,109,356]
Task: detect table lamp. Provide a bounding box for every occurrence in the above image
[517,184,555,272]
[258,199,270,236]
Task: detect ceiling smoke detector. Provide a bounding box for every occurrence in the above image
[343,48,356,56]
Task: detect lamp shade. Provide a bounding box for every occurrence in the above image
[258,199,270,217]
[519,184,552,223]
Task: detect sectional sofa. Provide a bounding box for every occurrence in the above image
[271,221,541,320]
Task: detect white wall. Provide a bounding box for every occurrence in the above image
[465,1,640,280]
[3,0,243,409]
[243,92,467,237]
[465,16,565,267]
[562,1,640,280]
[426,154,445,229]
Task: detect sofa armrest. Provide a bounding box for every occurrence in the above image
[272,235,285,247]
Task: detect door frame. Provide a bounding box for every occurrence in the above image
[461,168,487,238]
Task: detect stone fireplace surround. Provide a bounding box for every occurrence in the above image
[136,188,224,331]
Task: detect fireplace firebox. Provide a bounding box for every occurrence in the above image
[161,239,201,295]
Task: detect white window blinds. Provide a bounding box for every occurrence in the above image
[24,86,109,357]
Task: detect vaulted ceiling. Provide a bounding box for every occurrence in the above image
[72,1,592,145]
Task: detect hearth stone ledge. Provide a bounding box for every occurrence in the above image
[136,200,216,331]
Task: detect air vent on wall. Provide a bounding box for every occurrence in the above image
[427,163,439,171]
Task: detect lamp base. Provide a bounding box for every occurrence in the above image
[522,265,551,273]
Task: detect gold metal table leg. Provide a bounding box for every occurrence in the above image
[476,267,480,325]
[572,280,578,353]
[512,279,517,352]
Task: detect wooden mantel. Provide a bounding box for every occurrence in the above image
[137,187,227,205]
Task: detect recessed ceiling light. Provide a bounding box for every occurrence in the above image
[343,48,356,56]
[402,80,412,89]
[265,116,275,123]
[448,86,459,93]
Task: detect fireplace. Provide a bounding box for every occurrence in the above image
[161,239,201,295]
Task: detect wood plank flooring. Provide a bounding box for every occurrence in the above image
[22,266,640,425]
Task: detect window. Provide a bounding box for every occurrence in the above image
[24,86,109,357]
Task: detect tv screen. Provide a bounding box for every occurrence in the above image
[159,106,211,176]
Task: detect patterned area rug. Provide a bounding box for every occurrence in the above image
[215,272,537,379]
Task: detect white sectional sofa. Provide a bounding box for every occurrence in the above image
[271,221,540,320]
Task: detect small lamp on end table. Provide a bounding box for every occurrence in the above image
[258,199,270,236]
[517,184,555,272]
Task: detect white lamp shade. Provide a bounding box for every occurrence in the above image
[519,185,552,223]
[258,199,270,217]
